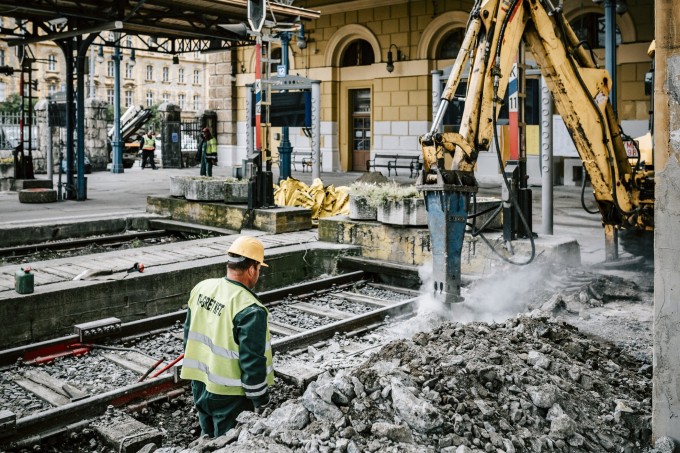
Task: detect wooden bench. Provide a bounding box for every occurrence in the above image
[292,151,312,172]
[366,154,422,178]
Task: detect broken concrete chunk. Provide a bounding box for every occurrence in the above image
[390,378,443,433]
[370,422,414,443]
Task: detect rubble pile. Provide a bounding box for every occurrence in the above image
[177,315,652,453]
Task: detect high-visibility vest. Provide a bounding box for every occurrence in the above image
[142,136,155,150]
[180,278,274,397]
[205,137,217,156]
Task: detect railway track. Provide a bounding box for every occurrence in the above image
[0,230,215,264]
[0,271,420,448]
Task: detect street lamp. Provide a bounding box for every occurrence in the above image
[111,35,135,173]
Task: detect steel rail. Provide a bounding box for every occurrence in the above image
[0,271,420,447]
[0,230,169,258]
[0,271,367,367]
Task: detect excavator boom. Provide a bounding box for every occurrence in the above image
[418,0,654,304]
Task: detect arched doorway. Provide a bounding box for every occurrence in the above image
[341,39,374,171]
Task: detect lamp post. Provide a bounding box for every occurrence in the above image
[277,31,292,181]
[111,33,124,173]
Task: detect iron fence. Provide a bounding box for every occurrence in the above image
[0,112,38,151]
[181,119,201,152]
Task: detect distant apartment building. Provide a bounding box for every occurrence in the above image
[0,19,208,120]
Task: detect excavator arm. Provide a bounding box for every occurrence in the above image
[418,0,654,304]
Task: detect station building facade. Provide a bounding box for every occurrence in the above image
[213,0,654,184]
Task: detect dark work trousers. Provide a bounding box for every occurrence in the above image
[141,150,157,169]
[191,380,253,438]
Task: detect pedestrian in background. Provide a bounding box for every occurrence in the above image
[180,235,274,438]
[139,130,158,170]
[199,127,218,176]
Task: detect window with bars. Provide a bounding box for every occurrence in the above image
[193,70,200,84]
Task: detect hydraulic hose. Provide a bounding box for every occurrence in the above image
[580,168,600,214]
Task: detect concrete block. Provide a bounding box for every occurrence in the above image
[18,188,58,203]
[146,195,312,233]
[349,196,377,220]
[275,362,324,390]
[95,413,162,453]
[377,198,427,226]
[319,216,581,272]
[169,175,190,197]
[224,182,248,203]
[185,178,226,201]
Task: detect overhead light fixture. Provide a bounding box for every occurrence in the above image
[172,55,180,65]
[616,0,628,14]
[296,23,307,50]
[386,44,400,73]
[218,22,249,39]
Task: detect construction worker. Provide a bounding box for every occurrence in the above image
[140,130,158,170]
[180,235,274,438]
[199,127,218,176]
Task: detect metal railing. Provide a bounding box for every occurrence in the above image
[0,112,38,150]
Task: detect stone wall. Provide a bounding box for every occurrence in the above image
[34,97,109,173]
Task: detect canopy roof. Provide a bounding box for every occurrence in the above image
[0,0,319,53]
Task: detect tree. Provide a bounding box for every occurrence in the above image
[0,93,38,115]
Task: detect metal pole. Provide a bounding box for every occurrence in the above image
[75,37,88,200]
[311,80,321,180]
[47,126,53,181]
[277,32,293,181]
[111,36,124,173]
[604,0,617,113]
[540,76,553,235]
[64,43,76,198]
[255,37,262,156]
[88,46,95,98]
[431,70,443,134]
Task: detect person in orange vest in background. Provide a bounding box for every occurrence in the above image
[199,127,218,177]
[140,130,158,170]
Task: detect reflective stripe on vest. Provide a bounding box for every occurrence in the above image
[180,278,274,396]
[143,136,155,150]
[205,137,217,156]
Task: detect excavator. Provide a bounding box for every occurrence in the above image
[417,0,655,304]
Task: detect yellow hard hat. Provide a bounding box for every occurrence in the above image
[227,236,268,267]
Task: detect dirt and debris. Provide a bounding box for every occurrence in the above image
[170,314,652,453]
[138,264,655,453]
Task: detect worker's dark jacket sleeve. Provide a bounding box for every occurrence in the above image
[233,304,270,407]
